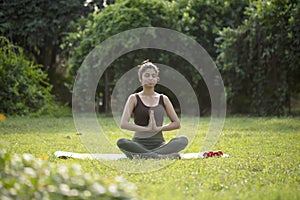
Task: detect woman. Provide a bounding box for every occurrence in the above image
[117,60,188,159]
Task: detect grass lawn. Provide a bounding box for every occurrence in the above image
[0,115,299,200]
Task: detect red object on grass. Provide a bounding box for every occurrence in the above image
[203,150,223,158]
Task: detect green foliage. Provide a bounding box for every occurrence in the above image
[0,150,136,199]
[0,1,109,106]
[65,0,249,115]
[0,0,95,66]
[216,0,300,116]
[177,0,249,59]
[173,0,249,114]
[66,0,183,113]
[2,0,298,116]
[0,37,54,115]
[66,0,178,77]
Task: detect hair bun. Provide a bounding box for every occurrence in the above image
[140,59,150,65]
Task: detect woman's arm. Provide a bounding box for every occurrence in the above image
[120,94,152,132]
[160,95,181,131]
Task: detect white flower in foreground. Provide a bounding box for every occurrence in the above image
[92,183,106,195]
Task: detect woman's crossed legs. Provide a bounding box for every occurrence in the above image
[117,136,188,159]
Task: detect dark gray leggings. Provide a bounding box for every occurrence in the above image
[117,136,188,159]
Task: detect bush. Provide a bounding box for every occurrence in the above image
[33,102,72,118]
[0,36,53,115]
[0,150,136,200]
[216,0,300,116]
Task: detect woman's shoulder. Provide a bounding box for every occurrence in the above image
[154,92,167,97]
[160,93,169,100]
[129,93,138,97]
[127,93,138,103]
[158,93,171,105]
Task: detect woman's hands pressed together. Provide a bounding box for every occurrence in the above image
[147,110,162,133]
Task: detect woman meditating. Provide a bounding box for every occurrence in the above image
[117,60,188,159]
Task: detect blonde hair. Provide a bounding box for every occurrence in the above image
[138,59,159,80]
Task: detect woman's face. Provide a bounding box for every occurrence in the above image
[140,68,159,87]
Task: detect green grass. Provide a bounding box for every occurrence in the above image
[0,116,299,200]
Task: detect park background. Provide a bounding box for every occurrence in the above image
[0,0,299,199]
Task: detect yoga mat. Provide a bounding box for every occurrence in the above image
[54,151,229,160]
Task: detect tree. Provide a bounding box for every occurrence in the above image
[0,0,114,104]
[216,0,300,116]
[173,0,249,114]
[177,0,249,59]
[66,0,180,76]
